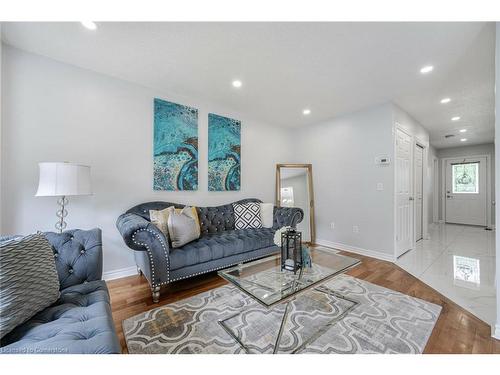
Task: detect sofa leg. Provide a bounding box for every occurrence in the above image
[152,286,161,303]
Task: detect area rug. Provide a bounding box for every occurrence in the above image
[122,275,441,354]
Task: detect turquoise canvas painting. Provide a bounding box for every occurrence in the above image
[208,113,241,191]
[153,98,198,190]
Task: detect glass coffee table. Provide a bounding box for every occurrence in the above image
[218,247,361,353]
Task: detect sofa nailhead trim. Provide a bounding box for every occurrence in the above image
[131,228,170,288]
[169,252,274,282]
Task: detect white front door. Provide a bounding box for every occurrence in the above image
[395,128,413,257]
[445,157,487,226]
[415,145,424,241]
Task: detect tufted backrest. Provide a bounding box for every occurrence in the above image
[126,201,185,220]
[126,198,263,236]
[44,228,103,290]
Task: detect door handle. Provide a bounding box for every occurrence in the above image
[447,195,452,199]
[409,197,414,201]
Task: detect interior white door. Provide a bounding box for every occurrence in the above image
[414,145,424,241]
[395,128,413,257]
[445,157,487,226]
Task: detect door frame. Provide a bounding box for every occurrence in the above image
[414,142,425,241]
[414,138,429,242]
[433,156,439,223]
[440,154,491,228]
[393,123,429,259]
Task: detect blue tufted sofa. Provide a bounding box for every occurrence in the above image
[0,229,121,354]
[116,198,303,302]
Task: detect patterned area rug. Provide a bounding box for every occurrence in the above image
[123,275,441,354]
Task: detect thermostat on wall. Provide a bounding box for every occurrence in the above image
[375,156,391,166]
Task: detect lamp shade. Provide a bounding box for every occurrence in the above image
[35,162,92,197]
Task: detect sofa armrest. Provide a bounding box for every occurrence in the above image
[116,213,171,287]
[116,213,169,252]
[272,206,304,229]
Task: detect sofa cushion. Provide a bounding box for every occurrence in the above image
[167,206,200,248]
[169,228,275,271]
[0,233,60,339]
[150,206,200,240]
[233,202,263,229]
[149,206,171,237]
[260,203,274,228]
[0,280,120,354]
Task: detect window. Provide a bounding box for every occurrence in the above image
[452,162,479,194]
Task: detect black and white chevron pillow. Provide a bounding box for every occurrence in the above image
[233,203,263,229]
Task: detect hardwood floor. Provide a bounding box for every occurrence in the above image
[106,249,500,354]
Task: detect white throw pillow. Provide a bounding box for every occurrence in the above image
[260,203,274,228]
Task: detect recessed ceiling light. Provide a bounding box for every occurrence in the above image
[302,109,311,115]
[440,98,451,104]
[232,80,242,88]
[460,138,467,142]
[81,21,97,30]
[459,129,467,133]
[451,116,461,121]
[420,65,434,74]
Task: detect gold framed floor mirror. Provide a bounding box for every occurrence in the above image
[275,164,315,244]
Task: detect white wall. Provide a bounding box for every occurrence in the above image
[0,46,292,276]
[436,143,495,225]
[494,22,500,340]
[0,44,437,283]
[392,104,430,147]
[290,102,431,261]
[293,103,396,259]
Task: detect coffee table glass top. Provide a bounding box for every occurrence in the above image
[218,247,360,307]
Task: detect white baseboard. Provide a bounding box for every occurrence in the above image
[315,239,395,262]
[103,266,138,281]
[493,324,500,340]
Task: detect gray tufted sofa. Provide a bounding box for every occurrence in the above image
[0,229,121,354]
[116,198,303,302]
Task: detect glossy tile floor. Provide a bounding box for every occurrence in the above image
[396,223,496,327]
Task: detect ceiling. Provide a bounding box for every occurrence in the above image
[1,22,495,148]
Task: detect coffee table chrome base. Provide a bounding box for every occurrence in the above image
[218,286,359,354]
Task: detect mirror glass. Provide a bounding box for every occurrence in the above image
[276,165,314,243]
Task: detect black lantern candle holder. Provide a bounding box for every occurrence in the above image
[280,229,302,273]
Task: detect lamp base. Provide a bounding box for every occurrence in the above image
[55,196,68,233]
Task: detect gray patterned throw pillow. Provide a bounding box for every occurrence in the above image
[233,202,263,229]
[0,233,60,339]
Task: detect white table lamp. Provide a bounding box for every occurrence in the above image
[35,162,92,232]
